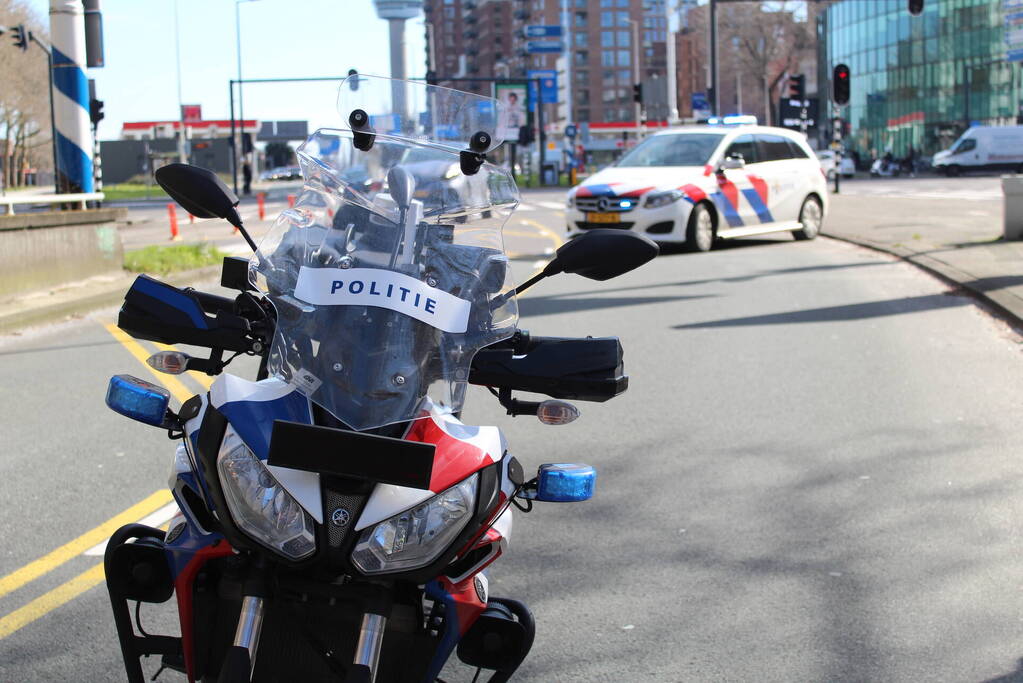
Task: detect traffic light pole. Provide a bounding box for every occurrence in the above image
[28,33,58,196]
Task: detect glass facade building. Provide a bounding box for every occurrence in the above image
[822,0,1017,162]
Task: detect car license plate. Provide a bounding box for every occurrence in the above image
[586,212,619,223]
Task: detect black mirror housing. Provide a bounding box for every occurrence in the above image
[546,229,659,281]
[154,163,242,228]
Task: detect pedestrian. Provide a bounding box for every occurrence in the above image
[242,161,252,196]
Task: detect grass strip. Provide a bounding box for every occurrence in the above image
[124,243,226,275]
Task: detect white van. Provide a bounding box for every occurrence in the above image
[932,126,1023,176]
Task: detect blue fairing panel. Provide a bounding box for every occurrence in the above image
[218,390,312,461]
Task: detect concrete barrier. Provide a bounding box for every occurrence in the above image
[1003,175,1023,240]
[0,208,128,299]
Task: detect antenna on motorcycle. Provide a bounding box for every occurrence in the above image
[509,229,659,297]
[154,164,257,251]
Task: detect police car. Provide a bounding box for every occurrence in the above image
[566,125,827,252]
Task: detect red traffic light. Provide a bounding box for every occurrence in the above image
[833,64,851,105]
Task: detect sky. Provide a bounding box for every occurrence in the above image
[27,0,428,139]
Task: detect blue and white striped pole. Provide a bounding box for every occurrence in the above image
[49,0,93,193]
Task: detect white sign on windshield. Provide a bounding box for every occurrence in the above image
[293,267,472,334]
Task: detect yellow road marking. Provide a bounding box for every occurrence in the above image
[0,564,106,639]
[517,217,565,250]
[154,342,213,391]
[0,490,172,600]
[104,324,194,404]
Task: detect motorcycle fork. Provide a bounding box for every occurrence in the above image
[353,611,388,682]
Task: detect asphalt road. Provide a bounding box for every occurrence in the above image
[5,197,1023,682]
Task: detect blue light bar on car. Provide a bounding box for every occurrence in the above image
[105,374,171,427]
[534,463,597,502]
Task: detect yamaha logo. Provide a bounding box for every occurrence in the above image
[331,507,350,528]
[597,197,610,211]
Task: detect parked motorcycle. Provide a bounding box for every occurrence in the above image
[102,76,657,683]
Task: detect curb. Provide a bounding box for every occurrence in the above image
[0,264,223,335]
[823,231,1023,329]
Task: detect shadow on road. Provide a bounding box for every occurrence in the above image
[0,338,120,357]
[983,659,1023,682]
[673,291,970,329]
[518,293,715,318]
[656,236,792,256]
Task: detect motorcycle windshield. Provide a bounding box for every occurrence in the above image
[250,79,519,431]
[336,73,506,153]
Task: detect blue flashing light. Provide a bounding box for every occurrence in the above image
[106,374,171,427]
[535,463,596,502]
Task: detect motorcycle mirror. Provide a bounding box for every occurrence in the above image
[508,230,659,298]
[154,163,256,251]
[387,166,416,210]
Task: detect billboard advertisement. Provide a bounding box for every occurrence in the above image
[495,82,528,141]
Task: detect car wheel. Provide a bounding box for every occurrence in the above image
[793,196,823,241]
[948,164,961,177]
[685,203,715,252]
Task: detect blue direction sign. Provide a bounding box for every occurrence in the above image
[524,25,563,39]
[526,40,563,54]
[527,69,557,110]
[565,124,578,138]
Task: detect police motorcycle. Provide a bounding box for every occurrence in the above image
[102,75,657,683]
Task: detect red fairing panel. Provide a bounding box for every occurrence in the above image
[405,413,501,493]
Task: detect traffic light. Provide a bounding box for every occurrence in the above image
[632,83,642,103]
[787,74,805,102]
[517,124,534,145]
[908,0,924,15]
[89,98,104,125]
[833,64,850,105]
[347,68,359,92]
[11,24,28,51]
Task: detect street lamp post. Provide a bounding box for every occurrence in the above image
[628,19,641,139]
[235,0,258,195]
[174,0,187,164]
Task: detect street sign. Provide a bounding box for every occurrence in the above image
[524,25,562,39]
[565,124,577,138]
[691,92,711,119]
[526,41,563,54]
[527,70,557,110]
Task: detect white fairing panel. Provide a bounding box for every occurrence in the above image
[266,464,324,524]
[209,374,296,409]
[356,484,436,531]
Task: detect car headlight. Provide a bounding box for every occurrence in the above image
[351,473,478,575]
[567,193,576,208]
[216,426,316,560]
[643,190,685,208]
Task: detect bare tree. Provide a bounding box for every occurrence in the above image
[0,0,51,188]
[717,2,815,126]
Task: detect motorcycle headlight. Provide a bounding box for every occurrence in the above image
[643,189,684,208]
[351,473,478,575]
[216,426,316,560]
[444,164,460,179]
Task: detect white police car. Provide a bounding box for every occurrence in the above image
[566,125,828,252]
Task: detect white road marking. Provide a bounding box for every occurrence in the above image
[83,502,180,556]
[516,204,535,211]
[537,201,566,210]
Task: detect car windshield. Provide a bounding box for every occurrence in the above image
[616,133,725,167]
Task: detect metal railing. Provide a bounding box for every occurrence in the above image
[0,192,105,215]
